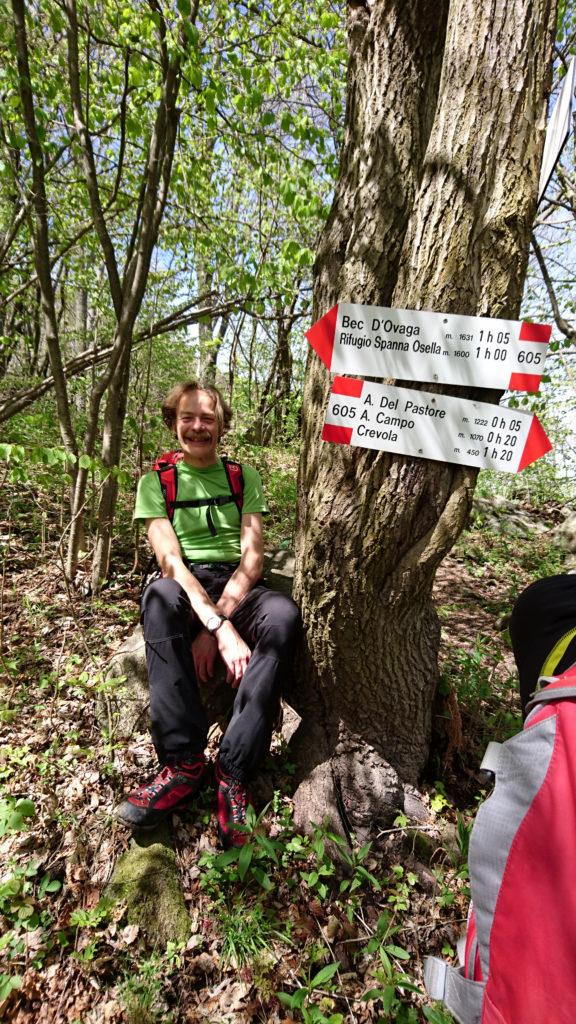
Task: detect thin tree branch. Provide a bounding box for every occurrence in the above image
[531,232,576,341]
[64,0,123,317]
[0,296,241,422]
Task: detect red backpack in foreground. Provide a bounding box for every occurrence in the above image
[425,663,576,1024]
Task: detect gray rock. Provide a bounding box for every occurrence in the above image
[473,496,548,537]
[553,511,576,554]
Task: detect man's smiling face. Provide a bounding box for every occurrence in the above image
[175,389,220,467]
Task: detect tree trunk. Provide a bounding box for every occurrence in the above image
[255,309,294,444]
[273,311,294,438]
[91,341,132,590]
[202,311,228,384]
[11,0,78,463]
[291,0,556,839]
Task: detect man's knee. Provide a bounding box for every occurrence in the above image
[141,578,191,635]
[258,592,301,647]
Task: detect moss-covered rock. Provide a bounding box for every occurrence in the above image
[107,824,190,947]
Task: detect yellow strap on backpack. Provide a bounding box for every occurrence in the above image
[538,626,576,683]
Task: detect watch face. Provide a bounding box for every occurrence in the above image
[206,615,222,633]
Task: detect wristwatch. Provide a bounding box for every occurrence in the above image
[205,614,228,634]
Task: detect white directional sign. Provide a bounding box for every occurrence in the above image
[307,304,551,392]
[322,377,552,474]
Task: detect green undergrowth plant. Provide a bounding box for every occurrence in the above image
[456,524,566,613]
[360,910,422,1021]
[0,847,62,992]
[277,960,342,1023]
[199,806,381,914]
[119,947,183,1024]
[0,795,36,836]
[216,901,289,967]
[197,801,450,1019]
[441,634,521,747]
[423,1006,457,1023]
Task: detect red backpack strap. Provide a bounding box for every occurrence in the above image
[221,457,244,515]
[152,451,183,523]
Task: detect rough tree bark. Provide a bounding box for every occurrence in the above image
[291,0,557,838]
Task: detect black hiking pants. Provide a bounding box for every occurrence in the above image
[140,565,301,781]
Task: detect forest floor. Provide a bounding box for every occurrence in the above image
[0,492,570,1024]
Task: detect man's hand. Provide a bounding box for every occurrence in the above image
[215,620,251,687]
[192,629,218,683]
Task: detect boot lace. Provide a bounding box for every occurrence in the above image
[131,764,174,801]
[227,777,248,824]
[132,760,203,802]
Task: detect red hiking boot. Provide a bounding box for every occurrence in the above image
[114,756,208,830]
[214,760,251,849]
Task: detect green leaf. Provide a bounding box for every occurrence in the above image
[248,88,263,111]
[309,961,340,989]
[177,0,191,15]
[379,948,392,972]
[254,834,279,862]
[362,987,386,1001]
[183,21,199,45]
[0,974,22,1002]
[237,842,253,880]
[320,12,340,29]
[381,985,397,1013]
[278,989,306,1009]
[189,65,202,89]
[213,848,240,867]
[0,797,36,837]
[356,865,381,889]
[385,943,410,960]
[16,799,36,819]
[424,1006,455,1023]
[250,866,273,891]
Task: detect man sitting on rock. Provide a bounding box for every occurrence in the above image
[114,381,300,847]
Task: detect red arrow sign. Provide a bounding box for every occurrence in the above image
[322,376,552,473]
[307,303,551,392]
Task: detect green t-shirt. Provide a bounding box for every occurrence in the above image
[133,459,268,563]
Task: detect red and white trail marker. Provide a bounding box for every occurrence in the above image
[307,304,551,392]
[323,377,552,474]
